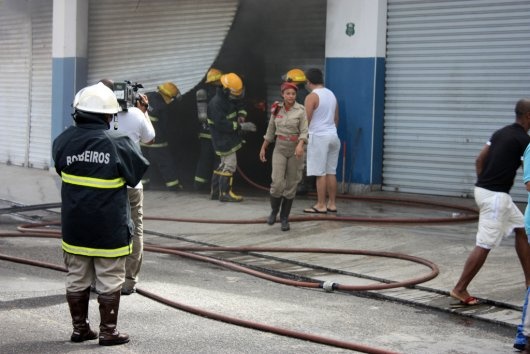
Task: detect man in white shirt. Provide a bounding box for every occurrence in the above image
[302,68,340,214]
[100,79,155,295]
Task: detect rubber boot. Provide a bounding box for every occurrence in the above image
[515,287,530,350]
[267,196,282,225]
[228,175,243,201]
[98,291,129,346]
[66,287,98,342]
[219,174,242,202]
[279,198,294,231]
[210,171,221,200]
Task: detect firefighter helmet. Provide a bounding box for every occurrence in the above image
[158,82,180,99]
[206,68,223,84]
[220,73,244,97]
[73,82,120,114]
[283,68,306,84]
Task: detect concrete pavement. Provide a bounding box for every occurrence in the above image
[0,163,527,353]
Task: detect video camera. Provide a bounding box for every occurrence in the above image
[113,80,144,111]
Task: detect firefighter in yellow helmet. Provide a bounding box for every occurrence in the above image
[282,68,309,105]
[158,82,180,103]
[141,82,183,191]
[205,68,223,84]
[207,73,256,202]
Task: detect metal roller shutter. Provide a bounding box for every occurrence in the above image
[28,0,53,169]
[87,0,239,93]
[383,0,530,201]
[0,0,52,169]
[0,3,30,167]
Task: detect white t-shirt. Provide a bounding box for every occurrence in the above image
[116,106,155,188]
[308,87,337,136]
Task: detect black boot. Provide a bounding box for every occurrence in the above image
[210,171,220,200]
[267,196,282,225]
[280,198,294,231]
[98,291,129,346]
[219,174,242,202]
[66,287,98,342]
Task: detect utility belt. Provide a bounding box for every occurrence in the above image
[277,134,299,142]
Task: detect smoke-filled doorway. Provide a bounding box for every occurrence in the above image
[161,0,326,191]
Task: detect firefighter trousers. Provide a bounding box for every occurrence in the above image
[141,144,181,188]
[194,137,219,188]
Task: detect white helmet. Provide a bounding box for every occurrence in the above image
[73,82,120,114]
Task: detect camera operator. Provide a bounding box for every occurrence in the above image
[100,79,155,296]
[136,93,150,116]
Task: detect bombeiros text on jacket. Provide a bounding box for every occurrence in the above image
[66,150,110,165]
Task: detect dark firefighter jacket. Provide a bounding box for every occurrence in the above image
[207,90,243,156]
[52,112,149,258]
[145,91,171,145]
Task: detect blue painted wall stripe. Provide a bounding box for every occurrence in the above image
[51,57,87,143]
[326,57,385,185]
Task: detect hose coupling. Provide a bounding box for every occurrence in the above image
[322,281,335,292]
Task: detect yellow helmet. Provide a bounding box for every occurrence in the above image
[157,82,180,99]
[284,68,306,84]
[220,73,244,97]
[206,68,223,84]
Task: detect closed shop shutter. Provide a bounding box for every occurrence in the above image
[0,0,52,169]
[0,3,31,167]
[383,0,530,202]
[28,0,53,169]
[87,0,239,94]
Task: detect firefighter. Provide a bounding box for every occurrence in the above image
[282,68,313,195]
[193,68,222,193]
[52,83,149,346]
[208,72,256,202]
[141,82,183,190]
[259,82,308,231]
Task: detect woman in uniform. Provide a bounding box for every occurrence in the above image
[259,82,308,231]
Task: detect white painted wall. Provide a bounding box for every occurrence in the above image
[326,0,387,58]
[52,0,87,58]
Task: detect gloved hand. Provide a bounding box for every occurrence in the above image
[240,122,257,132]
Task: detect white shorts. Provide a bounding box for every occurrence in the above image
[306,134,340,176]
[474,186,524,249]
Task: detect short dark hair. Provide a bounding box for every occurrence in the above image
[515,99,530,117]
[305,68,323,85]
[99,78,114,90]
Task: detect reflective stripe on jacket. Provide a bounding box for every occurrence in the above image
[52,114,149,258]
